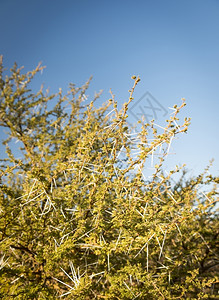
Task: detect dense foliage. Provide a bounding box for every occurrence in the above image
[0,58,218,299]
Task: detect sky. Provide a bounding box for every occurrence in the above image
[0,0,219,177]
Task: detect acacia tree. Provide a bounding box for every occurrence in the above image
[0,57,218,299]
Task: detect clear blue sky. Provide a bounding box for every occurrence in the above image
[1,0,219,176]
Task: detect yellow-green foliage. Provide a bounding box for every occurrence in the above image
[0,57,218,299]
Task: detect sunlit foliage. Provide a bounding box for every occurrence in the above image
[0,58,218,299]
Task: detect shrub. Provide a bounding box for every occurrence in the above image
[0,57,218,299]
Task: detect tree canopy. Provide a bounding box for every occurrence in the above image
[0,58,218,299]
